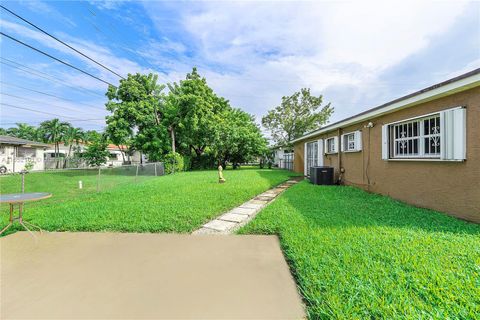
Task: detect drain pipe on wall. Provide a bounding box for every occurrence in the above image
[337,128,343,184]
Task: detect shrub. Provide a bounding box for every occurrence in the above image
[163,152,184,174]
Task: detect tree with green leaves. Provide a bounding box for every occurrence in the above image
[262,88,333,146]
[39,119,71,168]
[83,135,109,167]
[106,73,167,161]
[62,126,84,168]
[215,108,268,168]
[165,68,229,158]
[6,123,39,141]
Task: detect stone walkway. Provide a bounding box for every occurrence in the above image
[193,178,300,235]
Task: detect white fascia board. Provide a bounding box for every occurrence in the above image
[290,73,480,144]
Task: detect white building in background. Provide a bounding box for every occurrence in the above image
[0,135,48,173]
[272,145,294,170]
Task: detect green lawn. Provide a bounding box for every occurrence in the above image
[0,168,294,235]
[239,181,480,319]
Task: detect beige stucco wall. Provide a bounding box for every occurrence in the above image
[293,87,480,222]
[0,145,45,173]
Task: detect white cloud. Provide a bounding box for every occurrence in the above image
[144,0,471,121]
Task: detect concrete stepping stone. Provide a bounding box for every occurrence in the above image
[230,207,256,216]
[219,213,248,223]
[203,220,237,232]
[240,202,264,210]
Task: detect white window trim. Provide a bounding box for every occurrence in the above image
[324,137,338,154]
[341,131,362,153]
[382,106,466,162]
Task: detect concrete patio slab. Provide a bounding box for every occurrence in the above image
[1,232,305,319]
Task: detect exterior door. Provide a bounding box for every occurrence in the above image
[305,141,318,176]
[304,139,324,176]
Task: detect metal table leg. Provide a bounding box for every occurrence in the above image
[0,204,14,236]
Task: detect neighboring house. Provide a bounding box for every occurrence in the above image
[0,135,48,173]
[106,144,142,167]
[272,146,294,170]
[44,141,88,169]
[44,142,142,168]
[291,69,480,223]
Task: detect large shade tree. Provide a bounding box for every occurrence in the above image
[215,108,268,168]
[262,88,334,146]
[165,68,230,158]
[105,73,168,161]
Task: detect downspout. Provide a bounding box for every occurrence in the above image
[337,128,342,184]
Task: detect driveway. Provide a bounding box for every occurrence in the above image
[1,232,305,319]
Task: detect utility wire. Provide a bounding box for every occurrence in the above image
[0,32,116,87]
[0,81,104,110]
[80,2,165,74]
[0,103,105,123]
[1,4,125,80]
[1,92,105,115]
[0,58,105,98]
[1,118,105,126]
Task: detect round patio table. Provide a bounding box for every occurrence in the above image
[0,192,51,236]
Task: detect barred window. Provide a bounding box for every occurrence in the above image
[391,114,440,158]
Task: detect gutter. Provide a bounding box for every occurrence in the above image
[290,69,480,144]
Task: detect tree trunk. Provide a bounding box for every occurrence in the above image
[64,144,72,168]
[55,142,59,169]
[118,145,126,164]
[169,127,176,154]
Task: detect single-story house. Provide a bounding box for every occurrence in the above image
[0,135,48,173]
[291,69,480,223]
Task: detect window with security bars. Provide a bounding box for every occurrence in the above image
[391,114,441,158]
[306,141,318,175]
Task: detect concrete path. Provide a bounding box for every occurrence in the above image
[1,232,305,319]
[193,179,300,235]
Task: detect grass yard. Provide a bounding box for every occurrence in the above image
[0,168,295,235]
[239,181,480,319]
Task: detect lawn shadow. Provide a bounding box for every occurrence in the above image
[280,182,480,236]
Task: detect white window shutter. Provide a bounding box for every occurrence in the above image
[324,139,328,154]
[304,142,308,175]
[333,136,339,153]
[355,131,362,151]
[441,108,466,160]
[317,139,323,166]
[340,134,345,152]
[381,125,388,160]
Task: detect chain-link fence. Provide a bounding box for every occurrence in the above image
[0,162,164,207]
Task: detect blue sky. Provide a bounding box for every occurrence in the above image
[1,0,479,133]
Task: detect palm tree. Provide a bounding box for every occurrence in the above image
[62,127,84,168]
[6,123,38,141]
[39,119,71,168]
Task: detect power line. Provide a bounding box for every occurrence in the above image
[80,2,165,74]
[1,4,125,80]
[0,103,105,124]
[1,118,105,126]
[0,32,116,87]
[0,81,104,110]
[0,58,105,98]
[1,92,103,114]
